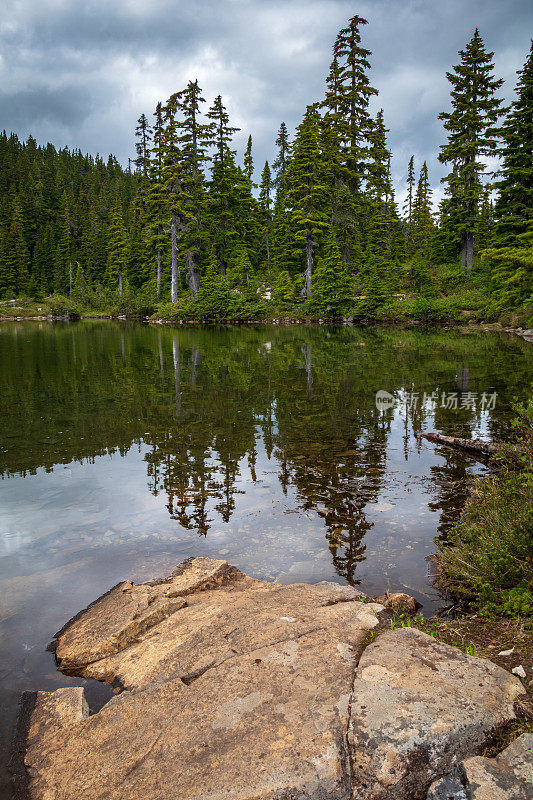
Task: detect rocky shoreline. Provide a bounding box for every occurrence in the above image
[10,558,532,799]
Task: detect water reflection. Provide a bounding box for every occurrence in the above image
[1,321,532,796]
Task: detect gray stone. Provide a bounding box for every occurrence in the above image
[427,733,533,799]
[348,627,526,799]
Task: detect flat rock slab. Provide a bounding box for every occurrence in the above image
[427,733,533,799]
[13,560,526,800]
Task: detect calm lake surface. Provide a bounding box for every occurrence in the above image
[1,320,532,793]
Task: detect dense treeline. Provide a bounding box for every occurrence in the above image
[0,17,532,316]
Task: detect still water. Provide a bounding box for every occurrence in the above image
[1,320,532,792]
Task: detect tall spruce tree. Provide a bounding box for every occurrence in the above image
[174,80,213,295]
[439,29,504,271]
[146,102,167,297]
[412,162,434,256]
[285,105,330,298]
[273,122,291,197]
[243,135,254,182]
[494,40,533,246]
[258,160,273,275]
[106,196,127,294]
[403,156,415,260]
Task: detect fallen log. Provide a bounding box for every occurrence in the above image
[420,432,497,457]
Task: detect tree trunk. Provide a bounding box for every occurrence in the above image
[466,231,474,272]
[305,236,313,299]
[69,262,72,296]
[185,252,199,297]
[460,236,467,269]
[420,432,496,459]
[118,265,122,296]
[156,248,162,298]
[171,215,178,303]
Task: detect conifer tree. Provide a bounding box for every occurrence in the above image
[272,269,294,305]
[174,80,213,295]
[243,135,254,182]
[403,156,415,260]
[194,246,232,319]
[5,197,29,294]
[330,15,377,192]
[146,102,168,297]
[273,122,291,197]
[162,93,182,302]
[494,41,533,246]
[439,29,504,270]
[258,160,273,274]
[55,191,71,293]
[412,162,434,256]
[106,196,127,294]
[365,110,397,259]
[312,231,351,317]
[285,105,330,297]
[135,113,152,179]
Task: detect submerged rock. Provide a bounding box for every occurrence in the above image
[12,559,526,800]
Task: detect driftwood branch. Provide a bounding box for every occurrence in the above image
[420,432,497,458]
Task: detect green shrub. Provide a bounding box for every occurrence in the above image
[437,400,533,617]
[47,295,82,317]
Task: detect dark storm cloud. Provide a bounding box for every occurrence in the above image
[1,0,531,202]
[0,87,91,129]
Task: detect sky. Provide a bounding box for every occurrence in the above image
[1,0,532,206]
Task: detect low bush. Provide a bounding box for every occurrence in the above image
[47,295,82,317]
[437,400,533,618]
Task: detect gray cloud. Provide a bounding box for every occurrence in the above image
[0,0,531,203]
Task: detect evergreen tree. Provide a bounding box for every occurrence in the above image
[193,246,232,319]
[5,197,29,294]
[330,15,377,193]
[494,41,533,246]
[273,122,291,197]
[106,196,127,294]
[312,231,351,317]
[135,113,152,179]
[243,134,254,182]
[412,162,434,256]
[55,191,71,293]
[258,160,273,275]
[285,105,330,297]
[365,110,398,260]
[162,92,182,303]
[439,29,504,270]
[174,80,213,295]
[146,102,168,298]
[403,155,415,260]
[272,269,294,305]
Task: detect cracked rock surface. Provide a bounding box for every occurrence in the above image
[12,559,526,800]
[427,733,533,799]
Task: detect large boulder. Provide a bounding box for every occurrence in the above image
[427,733,533,799]
[348,627,526,799]
[14,558,383,800]
[12,560,526,800]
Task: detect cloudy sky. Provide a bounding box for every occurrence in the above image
[1,0,531,204]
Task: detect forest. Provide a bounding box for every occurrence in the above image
[0,16,531,323]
